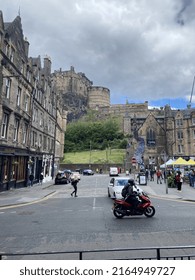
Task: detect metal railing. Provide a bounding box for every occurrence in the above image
[1,245,195,260]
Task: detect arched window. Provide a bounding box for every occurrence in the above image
[147,129,156,146]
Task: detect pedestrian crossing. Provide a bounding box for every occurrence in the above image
[52,188,108,199]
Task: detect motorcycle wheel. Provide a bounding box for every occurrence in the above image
[144,206,155,218]
[113,205,125,219]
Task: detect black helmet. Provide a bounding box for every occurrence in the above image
[128,179,135,186]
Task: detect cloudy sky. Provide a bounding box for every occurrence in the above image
[1,0,195,108]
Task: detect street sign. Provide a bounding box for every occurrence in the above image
[131,157,137,164]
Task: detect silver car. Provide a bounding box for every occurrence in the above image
[108,177,130,199]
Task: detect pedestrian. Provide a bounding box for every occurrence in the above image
[39,172,43,185]
[188,169,193,187]
[192,170,195,188]
[150,169,154,181]
[29,173,34,187]
[71,179,79,197]
[156,169,162,184]
[145,169,149,182]
[70,173,80,197]
[175,171,183,191]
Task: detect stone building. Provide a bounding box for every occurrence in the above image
[0,12,66,191]
[116,103,195,168]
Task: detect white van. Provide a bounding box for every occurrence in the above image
[109,167,119,177]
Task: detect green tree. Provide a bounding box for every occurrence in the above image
[64,117,127,152]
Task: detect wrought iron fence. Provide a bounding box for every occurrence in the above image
[1,245,195,260]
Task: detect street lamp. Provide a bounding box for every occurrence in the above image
[89,140,92,167]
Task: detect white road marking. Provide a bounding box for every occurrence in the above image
[93,197,96,209]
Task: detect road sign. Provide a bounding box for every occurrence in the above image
[131,157,137,164]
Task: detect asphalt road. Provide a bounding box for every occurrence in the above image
[0,174,195,259]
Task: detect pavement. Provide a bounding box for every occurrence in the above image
[0,174,195,209]
[0,180,56,209]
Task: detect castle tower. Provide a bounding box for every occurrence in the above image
[88,86,110,109]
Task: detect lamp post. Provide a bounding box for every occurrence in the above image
[89,140,92,168]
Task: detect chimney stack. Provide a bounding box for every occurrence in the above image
[44,56,51,76]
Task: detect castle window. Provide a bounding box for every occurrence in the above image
[147,129,156,146]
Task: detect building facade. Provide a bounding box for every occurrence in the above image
[0,12,66,191]
[123,104,195,168]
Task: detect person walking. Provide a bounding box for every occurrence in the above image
[70,173,80,197]
[192,170,195,188]
[71,179,79,197]
[156,169,162,184]
[145,169,149,182]
[150,169,154,181]
[188,169,193,186]
[29,173,34,187]
[39,172,44,185]
[175,171,183,191]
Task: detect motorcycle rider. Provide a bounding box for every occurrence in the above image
[122,179,140,208]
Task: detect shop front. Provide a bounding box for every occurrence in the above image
[0,147,29,192]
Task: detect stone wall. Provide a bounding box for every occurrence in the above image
[88,86,110,109]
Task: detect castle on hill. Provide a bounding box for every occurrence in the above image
[53,66,195,168]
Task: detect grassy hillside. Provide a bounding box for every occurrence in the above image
[63,149,125,164]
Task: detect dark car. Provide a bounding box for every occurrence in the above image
[83,169,94,175]
[55,170,72,184]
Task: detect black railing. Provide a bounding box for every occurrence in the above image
[1,245,195,260]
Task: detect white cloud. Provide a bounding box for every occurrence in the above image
[2,0,195,107]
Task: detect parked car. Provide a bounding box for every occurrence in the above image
[55,169,72,184]
[109,167,119,176]
[75,169,82,174]
[108,177,130,199]
[83,169,94,175]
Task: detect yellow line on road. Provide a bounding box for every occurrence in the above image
[0,191,56,210]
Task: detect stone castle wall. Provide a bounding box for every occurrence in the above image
[88,86,110,109]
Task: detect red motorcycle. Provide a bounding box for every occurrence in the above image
[112,192,155,219]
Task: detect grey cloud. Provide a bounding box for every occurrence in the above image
[1,0,195,106]
[176,0,195,25]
